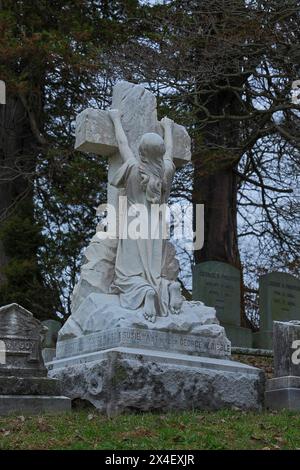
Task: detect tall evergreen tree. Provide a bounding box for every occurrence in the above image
[0,0,142,319]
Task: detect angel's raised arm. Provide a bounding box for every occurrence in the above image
[161,116,174,164]
[109,109,135,162]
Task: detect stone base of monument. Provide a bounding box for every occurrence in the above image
[48,347,264,415]
[48,296,265,414]
[265,377,300,411]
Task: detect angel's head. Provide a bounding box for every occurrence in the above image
[138,133,165,204]
[138,133,165,161]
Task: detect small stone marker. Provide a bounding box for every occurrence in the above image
[193,261,252,347]
[253,272,300,349]
[265,321,300,411]
[0,303,70,415]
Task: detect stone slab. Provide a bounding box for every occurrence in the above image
[265,388,300,411]
[49,347,264,415]
[193,262,241,327]
[273,321,300,377]
[267,376,300,391]
[75,105,191,167]
[222,323,252,348]
[55,327,231,360]
[252,330,273,350]
[0,395,71,416]
[259,272,300,331]
[0,376,61,396]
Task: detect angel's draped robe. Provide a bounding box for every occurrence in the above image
[109,156,175,316]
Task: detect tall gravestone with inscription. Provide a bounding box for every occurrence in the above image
[253,272,300,349]
[193,262,252,347]
[0,303,70,415]
[49,81,264,414]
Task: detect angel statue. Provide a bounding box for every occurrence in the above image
[108,109,183,323]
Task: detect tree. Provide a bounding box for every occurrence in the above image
[109,0,300,325]
[0,0,142,319]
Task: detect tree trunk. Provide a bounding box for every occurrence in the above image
[192,88,250,327]
[0,94,35,287]
[193,164,240,267]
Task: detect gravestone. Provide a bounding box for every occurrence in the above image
[253,272,300,349]
[42,320,61,364]
[265,321,300,410]
[49,81,264,414]
[193,261,252,347]
[0,303,70,415]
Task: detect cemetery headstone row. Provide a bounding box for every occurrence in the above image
[193,261,252,348]
[193,263,300,349]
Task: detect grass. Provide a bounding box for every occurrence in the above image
[0,409,300,450]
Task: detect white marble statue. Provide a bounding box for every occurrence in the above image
[58,81,223,341]
[107,110,183,322]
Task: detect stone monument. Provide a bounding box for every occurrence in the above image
[193,261,252,347]
[0,303,70,415]
[49,81,264,414]
[265,321,300,410]
[253,272,300,349]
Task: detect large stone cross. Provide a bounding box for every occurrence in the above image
[75,81,191,209]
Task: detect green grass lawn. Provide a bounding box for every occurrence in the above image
[0,409,300,450]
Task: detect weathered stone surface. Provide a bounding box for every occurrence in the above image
[264,321,300,411]
[260,273,300,331]
[75,83,191,168]
[49,348,265,415]
[273,321,300,377]
[265,388,300,411]
[0,396,71,416]
[55,325,231,361]
[62,295,220,338]
[193,261,241,326]
[42,320,61,348]
[267,376,300,391]
[256,272,300,349]
[193,262,252,347]
[0,303,47,377]
[0,376,61,395]
[75,108,117,156]
[0,303,71,415]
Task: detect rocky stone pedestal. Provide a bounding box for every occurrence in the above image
[0,303,71,416]
[49,347,264,415]
[48,296,265,414]
[265,321,300,411]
